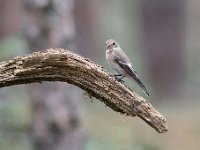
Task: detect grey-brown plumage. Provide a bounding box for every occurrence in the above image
[106,39,150,96]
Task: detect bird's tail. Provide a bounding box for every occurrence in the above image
[131,75,150,96]
[128,66,150,96]
[116,62,150,96]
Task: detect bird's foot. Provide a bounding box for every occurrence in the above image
[114,74,125,83]
[117,78,124,83]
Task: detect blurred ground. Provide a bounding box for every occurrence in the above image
[85,99,200,150]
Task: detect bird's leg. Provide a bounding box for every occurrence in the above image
[114,74,122,80]
[114,74,125,83]
[118,76,125,83]
[114,74,122,77]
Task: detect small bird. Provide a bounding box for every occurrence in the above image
[105,39,150,96]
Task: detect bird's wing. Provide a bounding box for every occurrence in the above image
[113,49,150,96]
[113,47,137,76]
[113,47,131,64]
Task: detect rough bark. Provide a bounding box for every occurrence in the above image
[0,49,168,133]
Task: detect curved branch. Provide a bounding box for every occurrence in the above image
[0,49,167,133]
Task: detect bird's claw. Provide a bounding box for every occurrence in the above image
[114,75,125,83]
[117,78,124,83]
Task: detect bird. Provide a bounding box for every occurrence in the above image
[105,39,150,96]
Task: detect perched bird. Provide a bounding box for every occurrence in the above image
[105,39,150,96]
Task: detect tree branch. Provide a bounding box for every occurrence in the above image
[0,49,167,133]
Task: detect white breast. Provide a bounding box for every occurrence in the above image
[106,50,126,76]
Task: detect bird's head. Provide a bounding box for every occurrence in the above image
[106,39,119,49]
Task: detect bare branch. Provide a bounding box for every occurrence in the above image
[0,49,167,133]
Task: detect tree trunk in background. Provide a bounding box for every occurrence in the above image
[73,0,97,58]
[141,0,185,97]
[23,0,86,150]
[0,0,22,37]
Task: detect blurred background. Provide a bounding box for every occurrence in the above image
[0,0,200,150]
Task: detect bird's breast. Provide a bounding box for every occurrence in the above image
[106,50,126,75]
